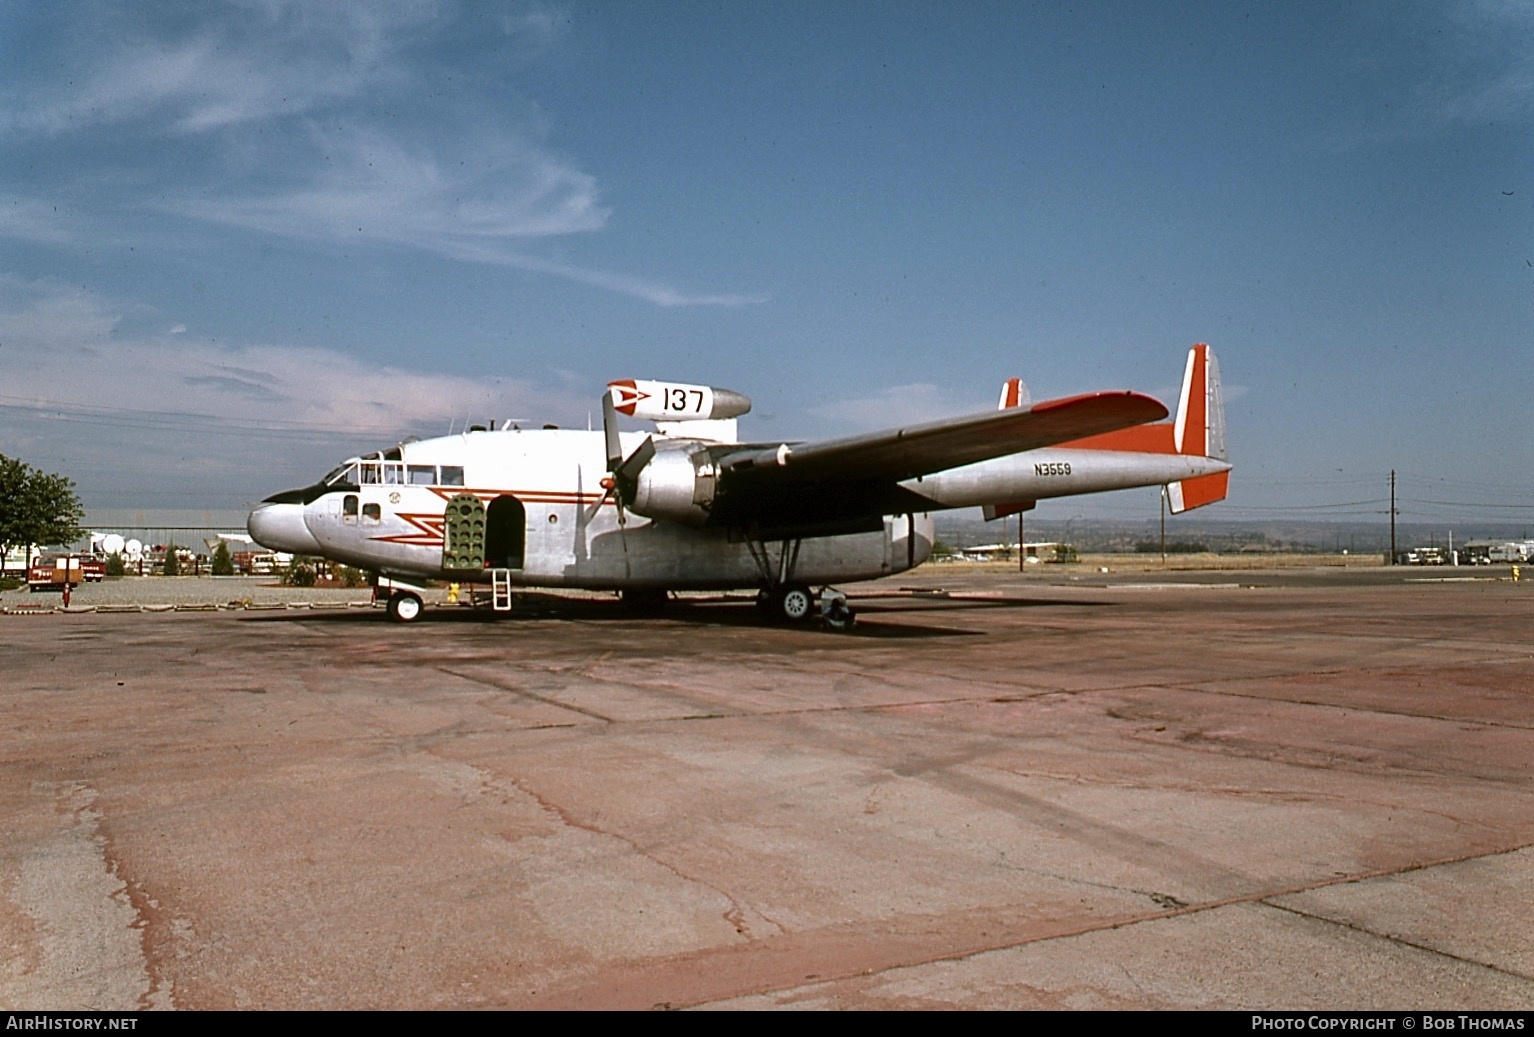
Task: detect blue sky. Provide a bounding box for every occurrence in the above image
[2,1,1530,528]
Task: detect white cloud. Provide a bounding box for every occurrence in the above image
[1328,0,1534,149]
[2,2,760,307]
[0,279,596,498]
[3,2,437,137]
[452,247,770,307]
[810,383,988,433]
[0,195,112,249]
[168,123,608,244]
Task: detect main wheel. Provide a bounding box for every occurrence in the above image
[777,584,815,622]
[388,591,424,623]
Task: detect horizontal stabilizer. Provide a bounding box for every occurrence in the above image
[1166,471,1229,514]
[983,500,1036,521]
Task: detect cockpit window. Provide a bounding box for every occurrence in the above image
[329,458,455,486]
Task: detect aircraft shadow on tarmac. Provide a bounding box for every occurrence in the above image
[241,592,1112,639]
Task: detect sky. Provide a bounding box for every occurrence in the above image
[2,0,1530,529]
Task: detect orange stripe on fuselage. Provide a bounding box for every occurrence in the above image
[1063,422,1179,455]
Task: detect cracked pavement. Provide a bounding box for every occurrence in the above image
[2,570,1533,1009]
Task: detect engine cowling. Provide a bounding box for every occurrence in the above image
[629,445,718,526]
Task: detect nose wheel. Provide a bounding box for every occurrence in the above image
[387,591,424,623]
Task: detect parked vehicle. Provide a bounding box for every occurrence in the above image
[28,555,106,592]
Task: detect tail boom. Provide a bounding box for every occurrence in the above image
[964,343,1230,517]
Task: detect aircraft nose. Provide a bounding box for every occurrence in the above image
[248,501,322,554]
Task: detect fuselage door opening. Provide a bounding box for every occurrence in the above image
[485,494,527,571]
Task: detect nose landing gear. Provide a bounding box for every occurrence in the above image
[387,591,423,623]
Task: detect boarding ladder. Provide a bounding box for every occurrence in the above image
[490,568,514,612]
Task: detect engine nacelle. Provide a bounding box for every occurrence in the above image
[629,445,718,526]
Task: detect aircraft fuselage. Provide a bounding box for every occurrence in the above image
[248,425,1227,592]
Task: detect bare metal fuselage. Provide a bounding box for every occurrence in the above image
[248,426,1228,591]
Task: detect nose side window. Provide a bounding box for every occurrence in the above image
[343,494,358,523]
[362,503,381,524]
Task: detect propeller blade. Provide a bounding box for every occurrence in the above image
[616,435,655,487]
[602,389,624,472]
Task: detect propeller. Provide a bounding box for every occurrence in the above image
[588,387,655,524]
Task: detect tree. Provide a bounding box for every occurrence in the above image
[0,455,85,579]
[162,545,180,577]
[211,541,235,576]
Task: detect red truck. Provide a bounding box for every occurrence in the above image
[28,555,107,592]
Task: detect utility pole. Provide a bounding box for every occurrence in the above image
[1160,487,1167,565]
[1389,469,1397,565]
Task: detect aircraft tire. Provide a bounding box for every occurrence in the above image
[777,585,815,623]
[388,591,424,623]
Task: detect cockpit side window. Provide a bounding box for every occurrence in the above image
[358,462,380,484]
[439,465,465,487]
[382,463,404,484]
[323,463,360,485]
[407,464,436,485]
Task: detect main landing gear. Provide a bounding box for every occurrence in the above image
[744,533,855,631]
[756,584,814,623]
[755,584,856,630]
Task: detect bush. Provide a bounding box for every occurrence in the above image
[211,541,235,576]
[335,565,368,588]
[162,545,180,576]
[105,552,126,577]
[283,557,317,587]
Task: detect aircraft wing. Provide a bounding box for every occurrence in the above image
[718,391,1168,484]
